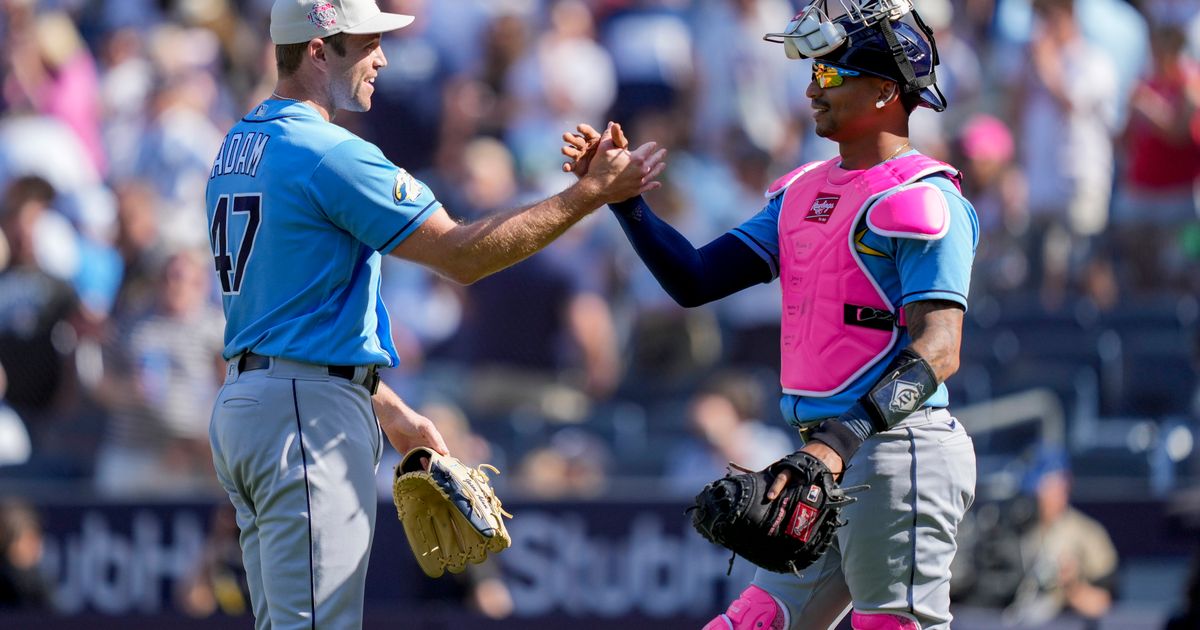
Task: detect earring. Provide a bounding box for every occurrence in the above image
[876,100,886,109]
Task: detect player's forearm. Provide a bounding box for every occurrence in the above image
[610,197,769,307]
[610,196,706,305]
[903,300,964,383]
[372,382,405,436]
[442,182,603,284]
[372,382,422,453]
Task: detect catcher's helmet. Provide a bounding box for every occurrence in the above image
[765,1,947,112]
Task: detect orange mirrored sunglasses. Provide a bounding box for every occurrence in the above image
[812,63,861,88]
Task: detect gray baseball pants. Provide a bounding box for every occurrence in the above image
[210,356,383,630]
[754,407,977,629]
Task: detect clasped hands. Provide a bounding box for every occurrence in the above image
[560,122,667,204]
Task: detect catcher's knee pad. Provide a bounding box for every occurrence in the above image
[703,585,788,630]
[851,611,920,630]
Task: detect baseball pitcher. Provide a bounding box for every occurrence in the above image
[205,1,663,628]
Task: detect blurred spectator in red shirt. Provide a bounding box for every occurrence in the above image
[1114,23,1200,294]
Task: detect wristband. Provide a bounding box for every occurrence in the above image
[809,415,867,465]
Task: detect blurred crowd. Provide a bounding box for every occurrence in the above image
[0,0,1198,531]
[0,0,1198,623]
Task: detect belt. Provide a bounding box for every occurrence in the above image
[237,353,380,395]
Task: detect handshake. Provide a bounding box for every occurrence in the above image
[558,121,667,206]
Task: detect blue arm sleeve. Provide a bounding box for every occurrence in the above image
[610,196,772,307]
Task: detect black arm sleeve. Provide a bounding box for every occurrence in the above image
[610,196,773,307]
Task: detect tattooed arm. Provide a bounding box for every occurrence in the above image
[904,299,965,383]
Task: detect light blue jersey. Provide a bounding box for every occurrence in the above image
[729,157,979,424]
[205,99,440,366]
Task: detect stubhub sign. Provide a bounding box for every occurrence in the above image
[503,510,754,617]
[32,500,751,621]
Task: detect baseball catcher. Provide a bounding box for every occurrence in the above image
[392,447,512,578]
[560,0,979,626]
[691,451,862,575]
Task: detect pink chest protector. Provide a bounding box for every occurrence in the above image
[771,154,960,397]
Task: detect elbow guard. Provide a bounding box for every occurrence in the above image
[810,348,938,464]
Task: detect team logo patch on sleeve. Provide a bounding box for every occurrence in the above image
[394,169,424,204]
[806,194,840,223]
[307,1,338,30]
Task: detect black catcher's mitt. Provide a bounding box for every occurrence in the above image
[690,450,862,574]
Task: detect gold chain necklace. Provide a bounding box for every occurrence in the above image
[883,142,912,162]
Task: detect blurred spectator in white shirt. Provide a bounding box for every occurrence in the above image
[690,0,796,159]
[99,27,155,183]
[134,26,226,248]
[1113,24,1200,295]
[1015,0,1118,308]
[93,247,224,497]
[507,0,616,189]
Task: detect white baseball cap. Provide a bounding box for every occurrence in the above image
[270,0,415,45]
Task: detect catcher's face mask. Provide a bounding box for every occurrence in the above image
[763,0,915,60]
[764,0,947,112]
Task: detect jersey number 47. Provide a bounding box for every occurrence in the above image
[209,193,262,295]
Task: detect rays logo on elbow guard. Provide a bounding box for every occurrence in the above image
[888,380,924,413]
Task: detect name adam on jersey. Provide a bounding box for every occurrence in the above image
[210,132,271,179]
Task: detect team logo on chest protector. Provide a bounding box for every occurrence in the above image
[805,193,840,223]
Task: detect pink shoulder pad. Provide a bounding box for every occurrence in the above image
[865,182,950,240]
[765,161,824,200]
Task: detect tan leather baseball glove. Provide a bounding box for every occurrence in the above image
[392,447,512,578]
